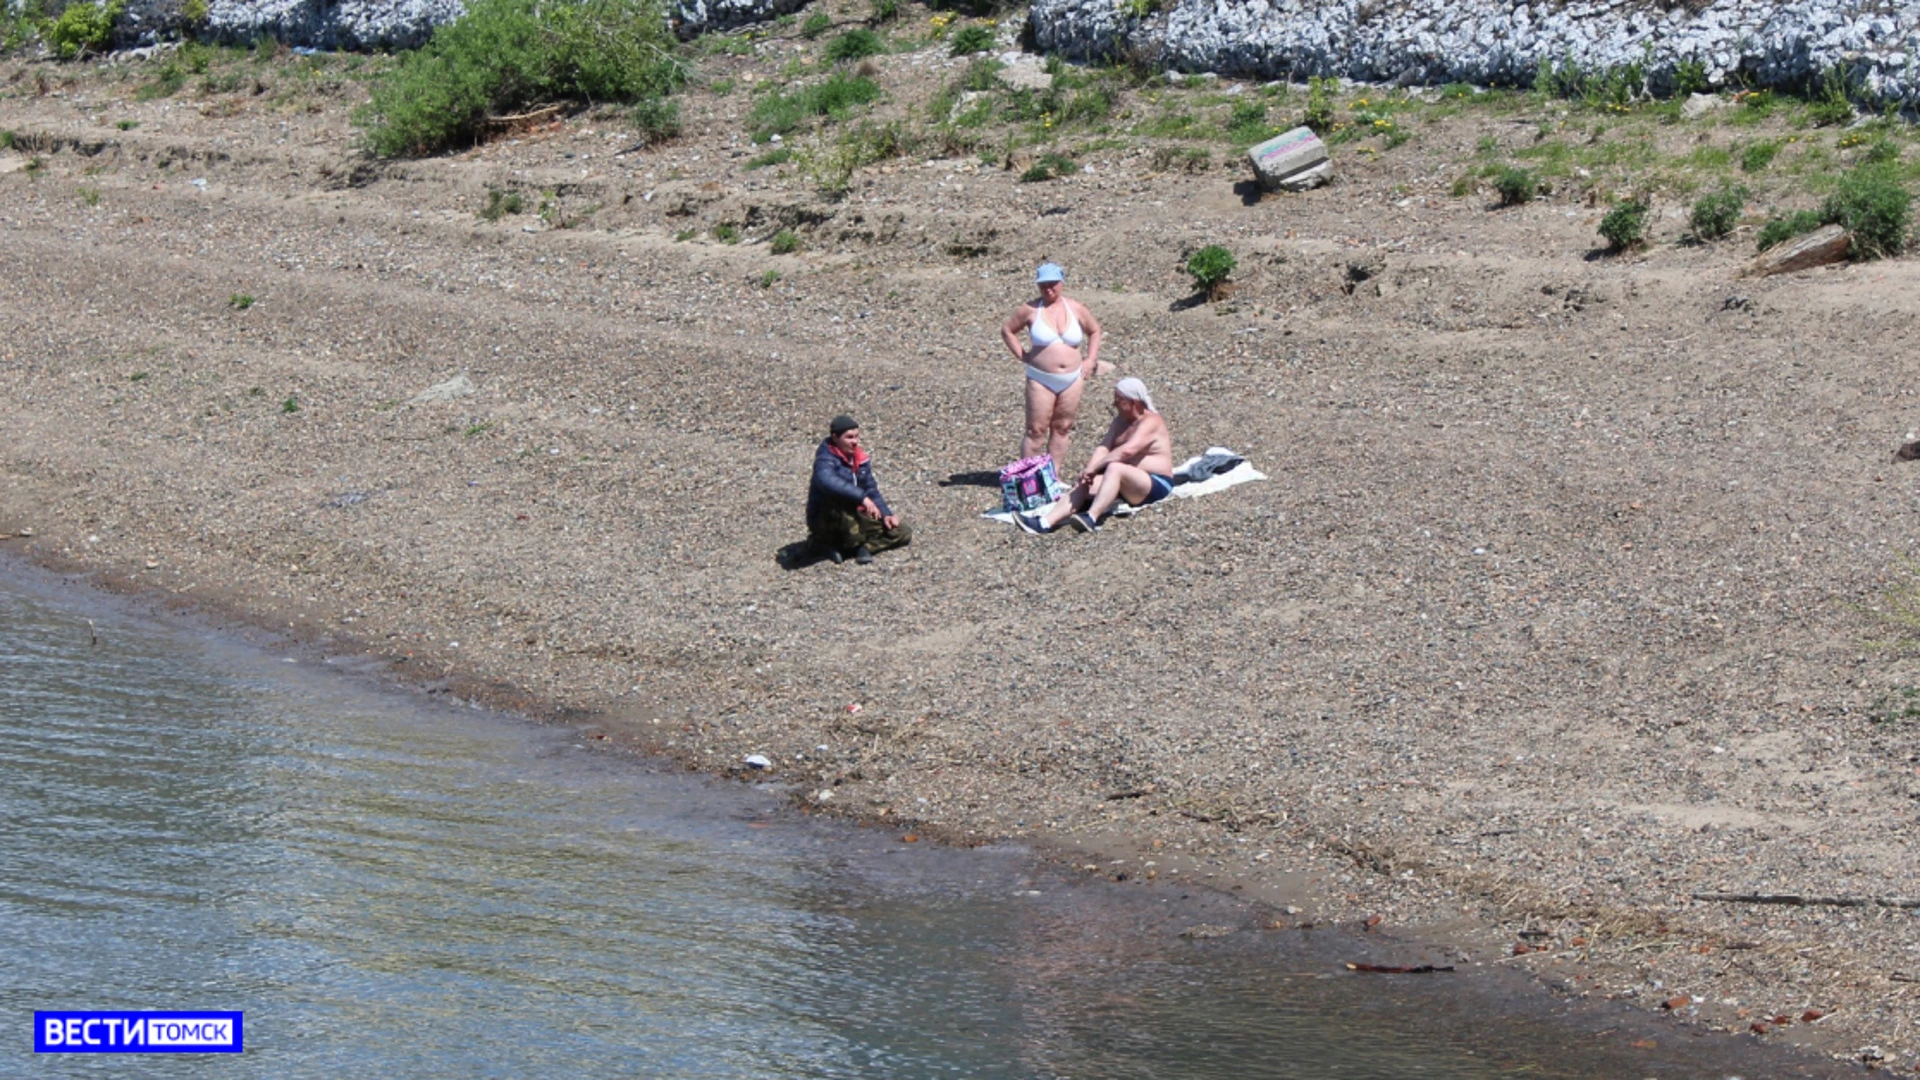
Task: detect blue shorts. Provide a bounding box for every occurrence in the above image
[1137,473,1174,506]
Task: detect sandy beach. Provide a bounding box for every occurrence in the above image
[5,31,1920,1070]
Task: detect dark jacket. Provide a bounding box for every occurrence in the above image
[807,439,892,521]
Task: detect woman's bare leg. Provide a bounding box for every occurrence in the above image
[1047,374,1087,462]
[1022,377,1057,459]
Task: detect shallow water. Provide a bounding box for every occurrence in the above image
[0,567,1828,1079]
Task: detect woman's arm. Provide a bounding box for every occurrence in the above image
[1075,300,1102,370]
[1001,308,1031,362]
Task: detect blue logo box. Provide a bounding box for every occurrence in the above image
[35,1011,243,1053]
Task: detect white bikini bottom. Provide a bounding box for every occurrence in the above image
[1025,364,1081,394]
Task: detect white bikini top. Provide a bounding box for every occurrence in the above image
[1028,302,1084,348]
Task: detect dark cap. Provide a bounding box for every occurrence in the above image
[829,414,860,435]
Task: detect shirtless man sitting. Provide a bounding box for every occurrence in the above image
[1016,377,1173,534]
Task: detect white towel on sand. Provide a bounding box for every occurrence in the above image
[983,453,1265,524]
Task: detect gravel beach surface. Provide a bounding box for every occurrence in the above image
[3,37,1919,1072]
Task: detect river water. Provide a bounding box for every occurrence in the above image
[0,566,1824,1079]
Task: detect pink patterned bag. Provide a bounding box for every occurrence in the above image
[999,455,1067,513]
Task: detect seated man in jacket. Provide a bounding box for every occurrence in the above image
[807,415,911,565]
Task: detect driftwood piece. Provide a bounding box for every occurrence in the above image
[1347,962,1455,974]
[1692,891,1920,909]
[482,104,568,137]
[1742,224,1850,278]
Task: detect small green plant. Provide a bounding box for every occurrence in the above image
[759,269,782,288]
[1225,98,1269,143]
[116,119,139,130]
[714,223,740,244]
[801,10,832,37]
[1018,151,1078,182]
[1303,76,1335,133]
[1740,139,1781,172]
[1806,66,1854,127]
[1755,209,1822,251]
[631,96,681,142]
[281,395,300,413]
[129,371,149,381]
[1598,196,1650,251]
[479,188,524,221]
[710,77,734,96]
[825,28,885,62]
[1185,244,1236,299]
[1493,165,1539,207]
[1871,686,1920,725]
[867,0,898,24]
[674,228,696,241]
[1822,164,1913,260]
[77,186,101,206]
[948,24,993,56]
[1672,59,1710,96]
[48,0,121,59]
[769,228,800,253]
[0,131,12,150]
[1689,183,1749,241]
[746,146,793,169]
[229,293,255,310]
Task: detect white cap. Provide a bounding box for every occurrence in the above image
[1115,376,1156,413]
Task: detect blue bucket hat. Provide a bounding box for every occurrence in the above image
[1034,262,1065,284]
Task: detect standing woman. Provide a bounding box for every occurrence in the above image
[1001,262,1104,462]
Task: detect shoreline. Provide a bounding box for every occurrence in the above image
[5,32,1920,1073]
[0,542,1866,1080]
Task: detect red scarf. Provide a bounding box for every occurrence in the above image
[829,441,869,469]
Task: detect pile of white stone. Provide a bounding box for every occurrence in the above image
[1031,0,1920,106]
[85,0,1920,107]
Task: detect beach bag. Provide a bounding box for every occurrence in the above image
[999,455,1067,513]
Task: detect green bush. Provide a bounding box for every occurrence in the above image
[948,23,992,55]
[356,0,683,157]
[825,28,885,62]
[631,96,680,142]
[1806,66,1854,127]
[1689,183,1748,240]
[1672,59,1710,95]
[867,0,898,23]
[801,11,831,37]
[1598,196,1650,251]
[1493,165,1538,207]
[1185,244,1235,297]
[714,224,740,244]
[1755,209,1822,251]
[1822,164,1912,259]
[770,228,800,254]
[748,72,882,140]
[49,0,121,59]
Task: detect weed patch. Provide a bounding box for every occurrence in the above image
[479,188,523,221]
[229,293,255,310]
[948,24,992,56]
[1018,151,1077,182]
[749,72,881,141]
[825,29,885,62]
[1822,164,1912,259]
[770,228,800,254]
